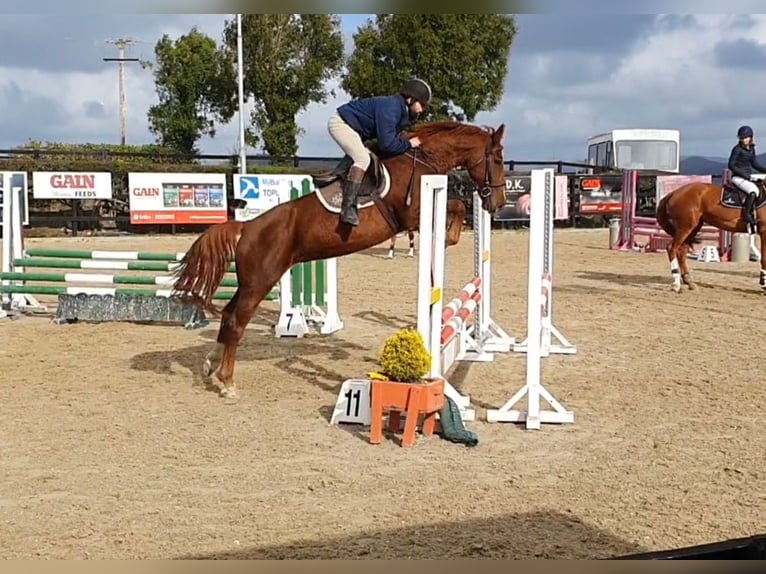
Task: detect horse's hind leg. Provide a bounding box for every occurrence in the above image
[666,219,700,293]
[208,280,276,399]
[680,221,704,291]
[203,292,238,380]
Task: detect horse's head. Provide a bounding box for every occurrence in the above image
[412,121,507,214]
[462,123,507,213]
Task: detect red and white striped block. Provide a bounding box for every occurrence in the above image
[441,277,481,324]
[441,290,482,345]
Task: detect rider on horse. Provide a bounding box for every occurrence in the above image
[728,125,766,232]
[327,78,432,226]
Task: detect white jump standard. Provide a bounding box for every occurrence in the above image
[416,174,513,422]
[486,168,575,429]
[511,168,576,357]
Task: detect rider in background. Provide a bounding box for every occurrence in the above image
[327,78,432,226]
[728,125,766,233]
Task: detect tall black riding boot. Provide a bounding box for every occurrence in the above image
[340,166,365,226]
[745,192,757,233]
[340,180,361,226]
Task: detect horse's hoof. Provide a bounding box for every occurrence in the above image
[220,386,238,399]
[209,372,226,392]
[687,283,697,291]
[202,360,213,377]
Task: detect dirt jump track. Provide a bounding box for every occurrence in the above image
[1,228,765,559]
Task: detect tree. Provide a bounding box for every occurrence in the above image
[342,15,516,122]
[222,14,345,158]
[145,27,237,155]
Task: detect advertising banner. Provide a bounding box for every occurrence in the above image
[493,175,531,222]
[232,173,312,221]
[128,172,228,225]
[575,174,624,214]
[493,174,569,222]
[32,171,113,199]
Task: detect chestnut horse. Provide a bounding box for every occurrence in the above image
[656,177,766,292]
[172,120,508,398]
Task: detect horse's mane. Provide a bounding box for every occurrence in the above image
[404,120,496,168]
[409,120,494,141]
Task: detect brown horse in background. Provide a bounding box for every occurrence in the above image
[172,121,508,398]
[386,199,467,258]
[656,177,766,292]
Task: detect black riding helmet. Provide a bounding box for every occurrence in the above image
[738,125,754,139]
[400,78,432,107]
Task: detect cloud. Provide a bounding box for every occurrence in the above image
[473,14,766,162]
[4,12,766,166]
[713,38,766,69]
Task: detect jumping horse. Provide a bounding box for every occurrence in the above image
[172,120,508,398]
[656,176,766,292]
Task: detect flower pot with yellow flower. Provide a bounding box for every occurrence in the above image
[367,328,445,447]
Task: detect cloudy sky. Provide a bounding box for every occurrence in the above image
[1,13,764,163]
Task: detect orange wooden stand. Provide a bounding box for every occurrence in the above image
[369,378,445,447]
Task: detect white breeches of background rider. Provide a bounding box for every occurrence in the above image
[327,114,371,172]
[731,175,759,195]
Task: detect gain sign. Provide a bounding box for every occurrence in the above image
[32,171,113,200]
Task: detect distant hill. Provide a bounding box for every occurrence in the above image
[680,153,766,175]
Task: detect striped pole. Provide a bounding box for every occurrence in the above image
[22,248,193,262]
[0,271,240,287]
[441,290,482,345]
[14,258,237,273]
[441,278,482,324]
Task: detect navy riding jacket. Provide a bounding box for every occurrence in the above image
[337,95,413,156]
[728,142,766,180]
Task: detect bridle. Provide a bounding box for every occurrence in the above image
[406,131,506,201]
[463,145,506,201]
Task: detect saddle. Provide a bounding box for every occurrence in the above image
[311,152,392,214]
[720,181,766,210]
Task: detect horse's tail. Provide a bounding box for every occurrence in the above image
[655,192,676,238]
[655,187,703,247]
[172,219,243,317]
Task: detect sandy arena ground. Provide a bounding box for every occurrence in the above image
[1,227,765,559]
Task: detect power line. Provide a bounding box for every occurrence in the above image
[103,37,141,146]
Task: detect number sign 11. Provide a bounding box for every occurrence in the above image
[330,379,372,426]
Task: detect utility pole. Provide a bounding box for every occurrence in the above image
[103,38,140,146]
[237,14,247,174]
